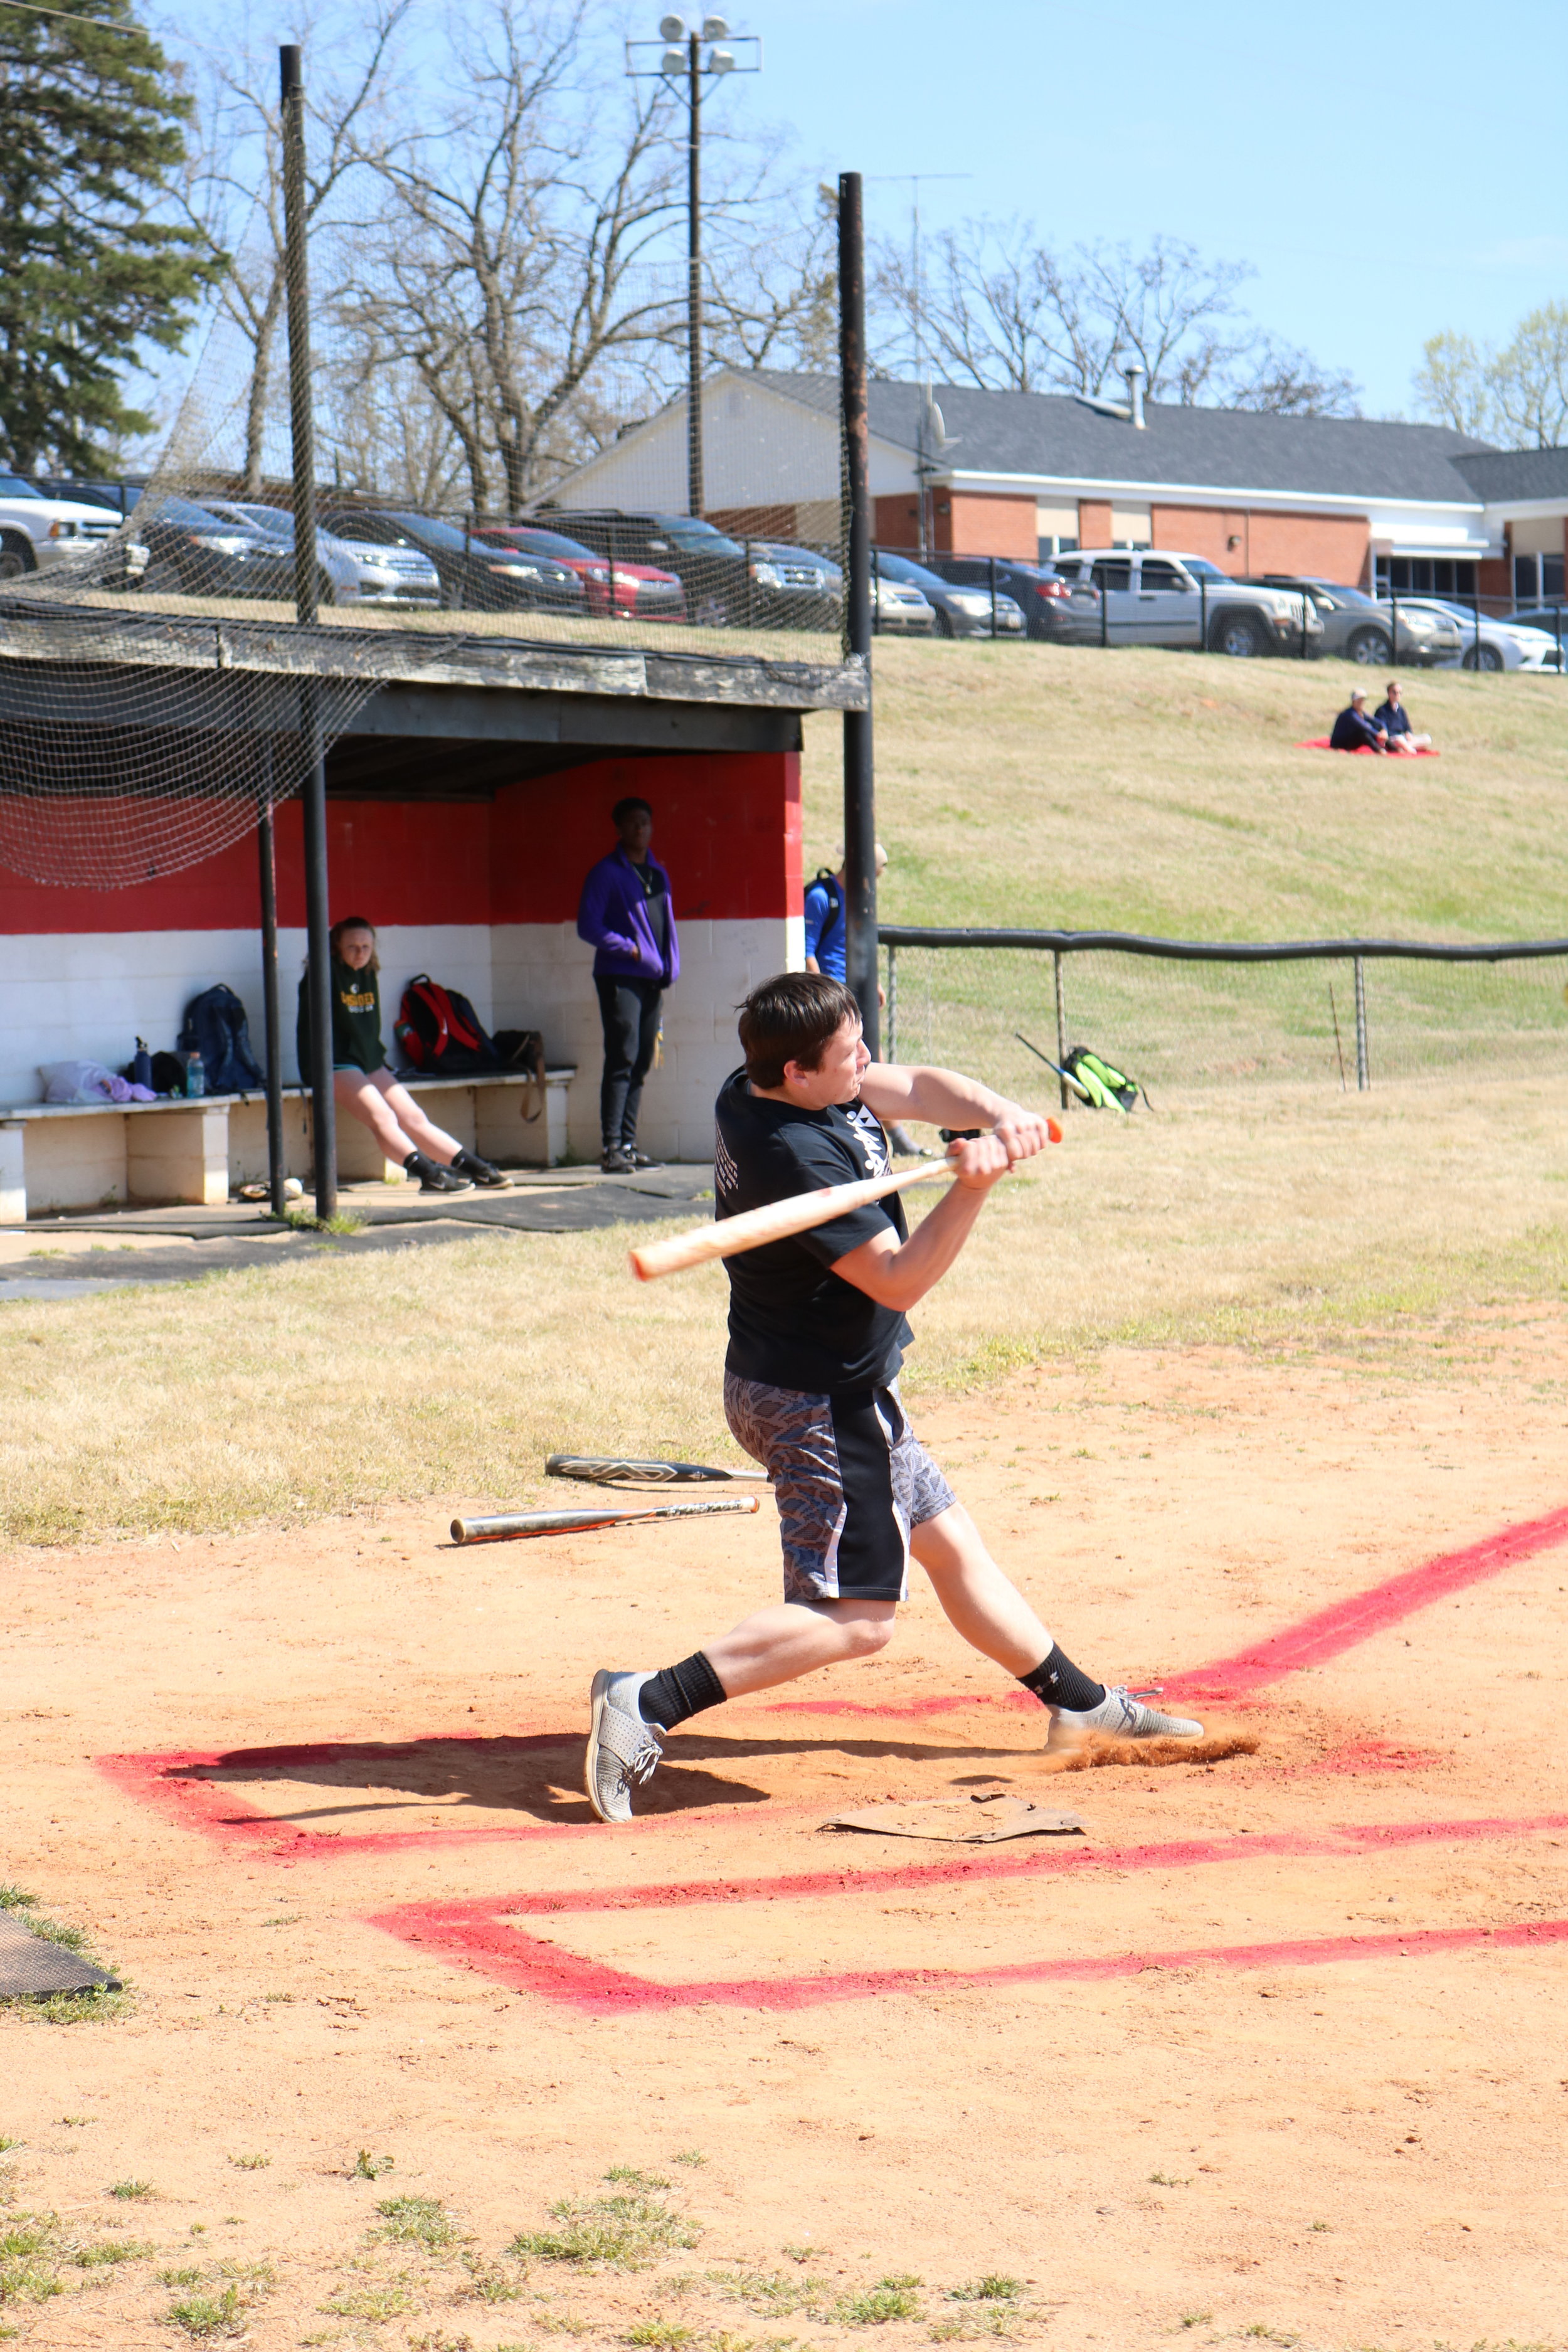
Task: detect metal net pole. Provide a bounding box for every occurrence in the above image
[839,169,878,1054]
[281,41,336,1219]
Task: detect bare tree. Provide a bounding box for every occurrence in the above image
[172,0,410,493]
[343,1,693,514]
[1414,307,1568,449]
[874,218,1360,415]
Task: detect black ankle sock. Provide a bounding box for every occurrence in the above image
[1018,1644,1106,1714]
[638,1650,728,1731]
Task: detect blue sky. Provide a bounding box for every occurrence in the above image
[151,0,1568,422]
[730,0,1568,417]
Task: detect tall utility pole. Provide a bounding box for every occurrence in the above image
[869,172,970,555]
[839,171,877,1054]
[626,16,761,519]
[280,42,336,1221]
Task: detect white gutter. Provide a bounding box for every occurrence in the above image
[935,465,1485,519]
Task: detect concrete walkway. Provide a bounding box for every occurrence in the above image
[0,1165,714,1296]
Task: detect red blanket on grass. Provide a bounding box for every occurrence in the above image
[1297,738,1439,755]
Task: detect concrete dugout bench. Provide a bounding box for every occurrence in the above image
[0,1066,577,1223]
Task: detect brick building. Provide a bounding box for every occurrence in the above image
[550,369,1568,606]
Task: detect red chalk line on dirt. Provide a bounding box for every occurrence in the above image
[366,1809,1568,2012]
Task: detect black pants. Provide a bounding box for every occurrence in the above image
[595,975,664,1150]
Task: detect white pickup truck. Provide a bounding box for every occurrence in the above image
[0,470,122,581]
[1048,549,1322,657]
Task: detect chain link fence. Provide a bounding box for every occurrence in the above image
[880,927,1568,1103]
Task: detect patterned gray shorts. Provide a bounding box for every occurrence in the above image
[723,1371,957,1604]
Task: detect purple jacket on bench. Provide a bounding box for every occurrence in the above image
[576,845,680,985]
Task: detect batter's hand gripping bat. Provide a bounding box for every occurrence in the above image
[450,1495,762,1545]
[546,1454,768,1486]
[627,1121,1061,1283]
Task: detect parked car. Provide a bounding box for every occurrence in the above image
[544,510,751,626]
[1250,575,1459,666]
[1409,598,1564,673]
[223,501,440,607]
[924,553,1073,640]
[199,503,370,607]
[871,573,935,633]
[1505,605,1567,657]
[744,540,843,632]
[0,470,122,579]
[33,477,145,519]
[479,522,686,622]
[121,494,360,604]
[1047,549,1318,655]
[319,507,585,617]
[872,549,1025,638]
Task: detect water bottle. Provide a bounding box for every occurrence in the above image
[184,1052,205,1099]
[130,1037,152,1088]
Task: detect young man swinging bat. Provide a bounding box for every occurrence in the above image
[585,973,1202,1823]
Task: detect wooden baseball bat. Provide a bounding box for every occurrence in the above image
[627,1121,1061,1284]
[546,1453,768,1486]
[450,1495,762,1545]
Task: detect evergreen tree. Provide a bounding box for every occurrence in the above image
[0,0,226,471]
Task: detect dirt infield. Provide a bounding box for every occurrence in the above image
[3,1322,1567,2349]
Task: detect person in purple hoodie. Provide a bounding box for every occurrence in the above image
[576,795,679,1173]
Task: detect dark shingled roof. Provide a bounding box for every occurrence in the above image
[1451,447,1568,501]
[746,369,1498,506]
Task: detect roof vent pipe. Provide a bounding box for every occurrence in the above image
[1123,361,1146,429]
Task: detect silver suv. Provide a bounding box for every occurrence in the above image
[1050,549,1320,656]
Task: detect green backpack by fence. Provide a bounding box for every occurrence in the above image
[1061,1046,1145,1112]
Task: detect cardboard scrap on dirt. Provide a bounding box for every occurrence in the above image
[0,1907,118,1999]
[820,1791,1086,1844]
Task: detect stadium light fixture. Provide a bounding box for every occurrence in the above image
[626,18,762,519]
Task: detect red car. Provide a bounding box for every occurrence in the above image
[474,524,687,622]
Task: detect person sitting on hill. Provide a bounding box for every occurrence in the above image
[1372,679,1432,755]
[1329,688,1388,753]
[297,914,508,1194]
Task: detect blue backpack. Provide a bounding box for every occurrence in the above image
[178,983,265,1095]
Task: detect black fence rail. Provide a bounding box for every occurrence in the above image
[877,925,1568,1100]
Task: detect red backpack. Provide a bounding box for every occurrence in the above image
[394,975,502,1074]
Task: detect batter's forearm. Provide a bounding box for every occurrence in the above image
[833,1176,992,1313]
[861,1062,1014,1131]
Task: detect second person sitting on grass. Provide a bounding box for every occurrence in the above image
[296,916,509,1194]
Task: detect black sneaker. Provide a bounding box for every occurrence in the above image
[453,1148,510,1189]
[623,1148,664,1171]
[600,1147,636,1175]
[405,1150,472,1194]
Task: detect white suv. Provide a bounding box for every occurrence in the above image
[1050,549,1321,656]
[0,472,121,580]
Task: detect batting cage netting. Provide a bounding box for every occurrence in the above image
[0,198,848,890]
[881,931,1568,1103]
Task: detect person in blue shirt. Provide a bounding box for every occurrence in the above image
[803,842,886,980]
[576,796,679,1174]
[1373,679,1432,754]
[1329,689,1388,753]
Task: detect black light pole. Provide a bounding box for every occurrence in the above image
[280,42,336,1221]
[685,29,703,517]
[839,170,878,1056]
[625,19,761,522]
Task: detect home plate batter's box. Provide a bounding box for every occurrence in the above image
[93,1505,1568,2008]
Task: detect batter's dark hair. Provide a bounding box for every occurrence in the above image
[612,794,653,825]
[330,913,379,971]
[738,972,859,1088]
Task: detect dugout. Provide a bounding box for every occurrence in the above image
[0,608,864,1214]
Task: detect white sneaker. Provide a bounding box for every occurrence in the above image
[586,1669,664,1824]
[1048,1685,1204,1747]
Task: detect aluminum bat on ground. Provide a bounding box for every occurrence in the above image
[546,1453,768,1486]
[627,1122,1061,1283]
[449,1495,763,1544]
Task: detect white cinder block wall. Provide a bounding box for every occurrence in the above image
[492,915,802,1164]
[0,923,496,1106]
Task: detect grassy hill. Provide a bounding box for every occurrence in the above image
[801,645,1568,941]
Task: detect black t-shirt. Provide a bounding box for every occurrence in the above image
[635,857,667,954]
[714,1066,911,1393]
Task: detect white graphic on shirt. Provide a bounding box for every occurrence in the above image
[714,1130,739,1200]
[844,1101,889,1179]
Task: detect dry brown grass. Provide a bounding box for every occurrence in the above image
[802,640,1568,938]
[1,1074,1564,1547]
